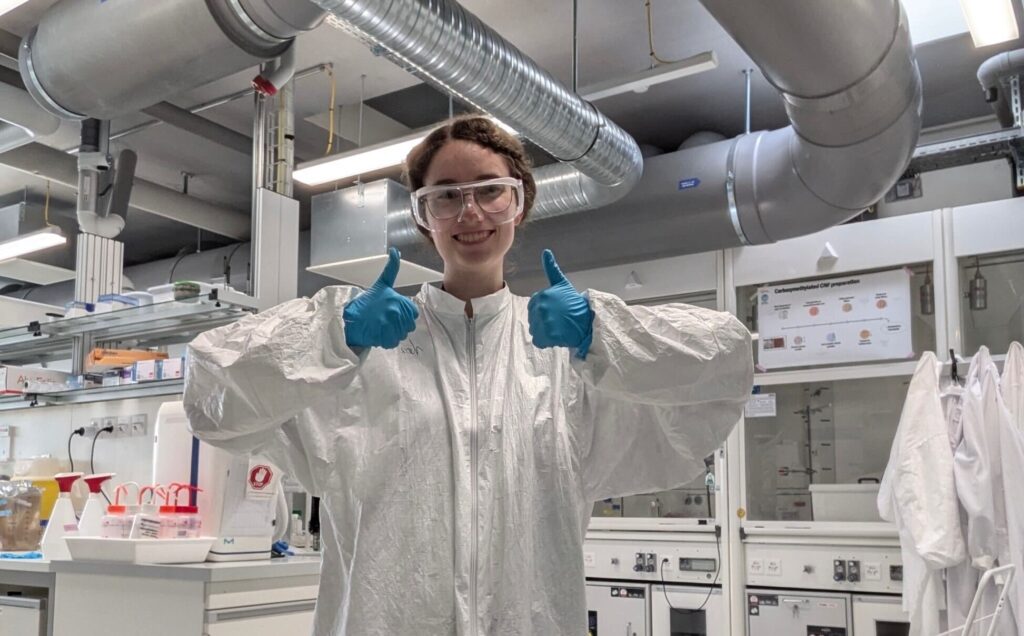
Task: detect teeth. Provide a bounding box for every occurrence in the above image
[455,231,492,243]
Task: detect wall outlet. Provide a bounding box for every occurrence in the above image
[114,417,131,438]
[767,558,782,577]
[130,414,148,437]
[0,425,10,461]
[583,552,595,568]
[749,559,764,575]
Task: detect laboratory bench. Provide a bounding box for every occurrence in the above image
[1,555,322,636]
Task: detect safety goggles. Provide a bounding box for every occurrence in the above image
[411,177,524,231]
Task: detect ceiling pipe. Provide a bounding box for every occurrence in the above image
[313,0,643,220]
[0,141,251,239]
[977,49,1024,128]
[17,0,325,121]
[140,102,254,156]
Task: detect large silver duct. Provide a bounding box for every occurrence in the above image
[19,0,325,120]
[499,0,922,275]
[312,0,921,279]
[310,0,643,219]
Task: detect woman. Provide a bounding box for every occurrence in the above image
[185,116,753,635]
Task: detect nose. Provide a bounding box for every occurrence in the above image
[456,192,485,223]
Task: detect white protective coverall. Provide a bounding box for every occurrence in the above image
[999,342,1024,629]
[879,352,967,636]
[184,284,753,635]
[950,346,1017,634]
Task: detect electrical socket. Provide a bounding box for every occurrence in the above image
[114,417,131,438]
[130,414,148,437]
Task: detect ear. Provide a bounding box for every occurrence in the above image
[513,212,525,227]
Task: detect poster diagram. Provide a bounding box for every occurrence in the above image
[757,269,914,370]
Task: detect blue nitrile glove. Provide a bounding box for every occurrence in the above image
[528,249,594,359]
[343,248,419,350]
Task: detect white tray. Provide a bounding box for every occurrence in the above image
[65,537,215,564]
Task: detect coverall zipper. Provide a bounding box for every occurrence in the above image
[467,315,479,636]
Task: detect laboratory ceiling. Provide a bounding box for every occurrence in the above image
[0,0,1021,269]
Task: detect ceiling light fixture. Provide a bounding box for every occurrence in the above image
[579,51,718,101]
[294,118,519,187]
[958,0,1019,47]
[0,0,30,17]
[0,226,67,262]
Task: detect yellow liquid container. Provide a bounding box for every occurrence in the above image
[24,477,59,522]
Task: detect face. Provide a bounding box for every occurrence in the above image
[421,140,523,278]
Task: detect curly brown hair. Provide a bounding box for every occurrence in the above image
[404,116,536,236]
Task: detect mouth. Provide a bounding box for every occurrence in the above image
[452,230,495,245]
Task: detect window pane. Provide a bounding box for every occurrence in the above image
[744,376,909,521]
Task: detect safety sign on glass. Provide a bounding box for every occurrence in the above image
[756,268,913,370]
[745,393,776,418]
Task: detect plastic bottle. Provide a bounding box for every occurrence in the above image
[78,473,115,537]
[101,483,137,539]
[174,485,203,539]
[130,485,166,539]
[41,472,83,560]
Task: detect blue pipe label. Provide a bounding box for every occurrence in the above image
[678,178,701,190]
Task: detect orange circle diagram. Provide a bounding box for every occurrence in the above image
[876,299,887,309]
[860,329,871,339]
[842,303,853,312]
[809,306,820,317]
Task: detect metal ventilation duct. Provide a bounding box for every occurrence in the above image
[311,0,643,217]
[313,0,921,279]
[18,0,325,120]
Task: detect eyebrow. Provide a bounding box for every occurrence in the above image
[430,173,503,186]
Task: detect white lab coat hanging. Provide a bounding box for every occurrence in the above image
[999,342,1024,630]
[951,346,1018,634]
[878,352,966,636]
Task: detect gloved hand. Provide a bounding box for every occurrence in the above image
[343,248,419,350]
[528,249,594,358]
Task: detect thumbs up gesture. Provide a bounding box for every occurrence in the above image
[528,250,594,358]
[343,248,419,349]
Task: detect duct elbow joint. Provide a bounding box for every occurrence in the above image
[253,42,297,96]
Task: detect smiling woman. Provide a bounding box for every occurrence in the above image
[403,115,538,301]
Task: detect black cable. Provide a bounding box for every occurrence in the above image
[706,484,713,518]
[90,427,114,504]
[67,427,85,473]
[659,526,723,614]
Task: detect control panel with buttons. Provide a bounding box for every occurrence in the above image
[745,543,902,593]
[583,537,719,584]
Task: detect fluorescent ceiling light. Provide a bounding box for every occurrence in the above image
[295,118,520,187]
[903,0,969,44]
[0,226,67,262]
[295,132,425,186]
[959,0,1020,46]
[579,51,717,102]
[0,0,30,17]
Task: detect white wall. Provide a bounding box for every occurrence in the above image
[0,395,172,485]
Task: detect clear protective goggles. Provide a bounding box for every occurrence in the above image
[411,177,524,232]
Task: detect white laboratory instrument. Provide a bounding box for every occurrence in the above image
[40,472,82,560]
[77,473,114,537]
[153,401,282,561]
[586,581,649,636]
[651,584,727,636]
[853,595,910,636]
[746,588,852,635]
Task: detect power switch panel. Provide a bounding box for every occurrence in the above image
[846,560,861,583]
[645,553,657,573]
[833,559,847,582]
[889,565,903,582]
[634,553,645,573]
[863,562,882,581]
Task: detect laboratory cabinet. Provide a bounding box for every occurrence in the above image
[49,558,320,636]
[852,595,910,636]
[746,588,852,636]
[0,595,46,636]
[650,584,727,636]
[586,581,650,636]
